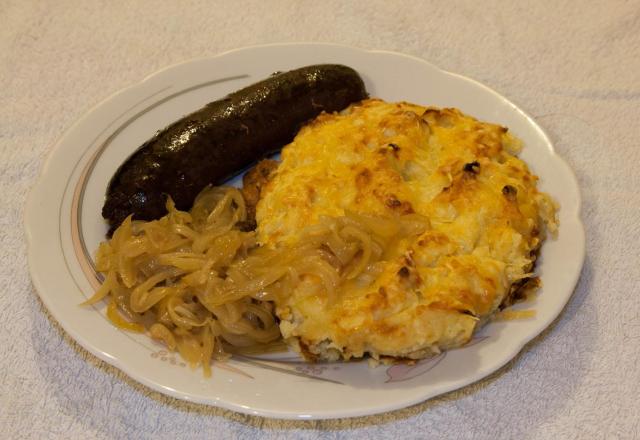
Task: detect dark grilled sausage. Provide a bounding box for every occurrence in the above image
[102,64,368,234]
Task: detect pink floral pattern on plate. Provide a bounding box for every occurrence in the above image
[385,336,489,383]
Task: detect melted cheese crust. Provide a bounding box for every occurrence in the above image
[256,99,557,361]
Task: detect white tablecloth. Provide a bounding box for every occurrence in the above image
[2,1,638,438]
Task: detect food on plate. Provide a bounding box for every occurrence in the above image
[101,64,367,235]
[89,187,282,376]
[90,69,557,372]
[257,99,557,361]
[87,185,429,374]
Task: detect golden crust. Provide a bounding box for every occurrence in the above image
[257,99,557,361]
[240,159,279,229]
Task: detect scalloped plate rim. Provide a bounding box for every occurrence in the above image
[25,43,585,419]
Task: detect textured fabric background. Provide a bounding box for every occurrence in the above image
[2,1,639,438]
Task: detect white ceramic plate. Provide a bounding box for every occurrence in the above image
[25,43,585,419]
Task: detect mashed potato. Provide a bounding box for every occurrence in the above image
[256,99,557,361]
